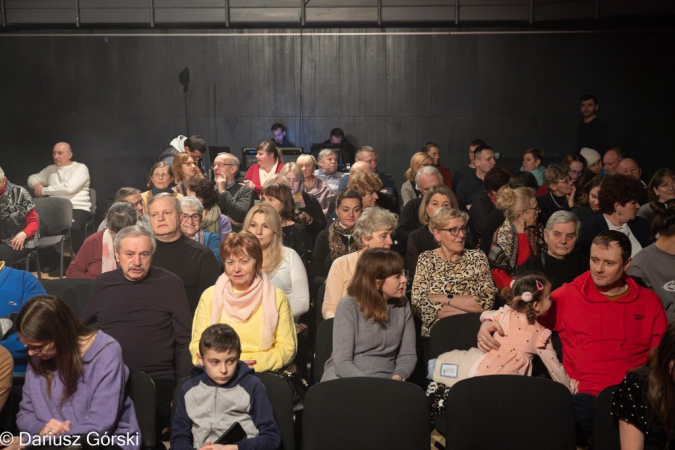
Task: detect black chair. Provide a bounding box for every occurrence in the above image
[315,283,326,330]
[41,278,95,319]
[84,188,97,237]
[592,384,621,450]
[428,313,482,360]
[127,370,156,450]
[256,372,296,450]
[446,375,576,450]
[313,318,333,384]
[26,197,74,279]
[302,377,429,450]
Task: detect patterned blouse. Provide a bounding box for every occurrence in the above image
[411,249,497,338]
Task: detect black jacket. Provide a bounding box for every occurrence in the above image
[574,214,651,256]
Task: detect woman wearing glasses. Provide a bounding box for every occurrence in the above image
[141,161,183,214]
[536,163,577,226]
[489,187,546,289]
[562,153,588,202]
[172,152,203,196]
[179,197,222,269]
[15,295,140,449]
[411,207,496,338]
[185,177,233,241]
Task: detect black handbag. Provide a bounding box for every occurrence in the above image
[270,364,308,412]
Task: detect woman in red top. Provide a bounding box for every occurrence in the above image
[243,140,285,195]
[0,166,39,266]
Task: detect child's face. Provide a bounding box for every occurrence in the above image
[534,287,552,317]
[197,348,240,385]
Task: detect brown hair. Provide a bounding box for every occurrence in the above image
[543,163,569,189]
[405,152,432,182]
[172,152,204,184]
[185,176,219,210]
[500,274,551,323]
[336,189,363,209]
[347,171,382,199]
[147,161,173,189]
[418,185,457,225]
[591,230,632,264]
[256,140,283,164]
[261,182,297,222]
[219,232,264,276]
[562,153,588,186]
[597,175,644,215]
[647,168,675,203]
[524,148,544,163]
[347,248,406,326]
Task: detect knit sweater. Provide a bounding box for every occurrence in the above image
[190,284,297,372]
[27,162,91,211]
[268,247,310,318]
[16,331,140,450]
[323,250,361,319]
[66,229,105,279]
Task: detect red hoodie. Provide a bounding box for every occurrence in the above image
[543,271,667,396]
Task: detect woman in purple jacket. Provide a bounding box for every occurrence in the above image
[15,295,140,450]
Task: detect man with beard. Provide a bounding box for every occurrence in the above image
[576,94,610,153]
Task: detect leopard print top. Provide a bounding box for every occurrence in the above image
[411,248,497,338]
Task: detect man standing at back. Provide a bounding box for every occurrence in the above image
[577,94,610,153]
[213,153,255,231]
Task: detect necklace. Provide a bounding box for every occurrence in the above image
[549,192,565,209]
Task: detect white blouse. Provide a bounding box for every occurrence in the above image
[269,246,310,318]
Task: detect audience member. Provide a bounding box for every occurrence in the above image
[637,168,675,220]
[243,203,309,319]
[575,174,650,257]
[537,164,576,225]
[562,153,588,202]
[0,165,39,265]
[172,152,203,196]
[296,154,335,218]
[157,135,206,173]
[16,296,140,448]
[148,193,220,314]
[508,171,539,190]
[617,157,648,204]
[353,146,398,202]
[612,323,675,449]
[66,202,137,279]
[580,147,603,176]
[0,347,11,411]
[27,142,92,252]
[97,187,151,231]
[271,122,295,147]
[577,94,610,153]
[603,147,623,175]
[243,140,284,195]
[468,166,511,255]
[519,211,589,290]
[480,230,667,440]
[324,127,350,145]
[190,233,297,372]
[141,161,182,214]
[347,171,382,210]
[83,225,192,432]
[171,324,281,450]
[323,207,397,319]
[401,151,433,206]
[260,182,312,265]
[628,204,675,323]
[489,187,546,289]
[185,176,233,240]
[0,263,46,372]
[275,168,328,238]
[407,185,456,281]
[322,249,416,382]
[453,139,486,191]
[396,166,443,249]
[180,196,222,269]
[456,145,496,208]
[335,160,372,194]
[411,207,496,338]
[571,174,605,222]
[422,142,452,189]
[213,153,255,232]
[520,148,546,186]
[314,149,345,193]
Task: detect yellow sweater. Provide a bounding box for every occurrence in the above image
[190,285,297,372]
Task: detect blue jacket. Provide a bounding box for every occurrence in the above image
[203,231,223,269]
[171,363,280,450]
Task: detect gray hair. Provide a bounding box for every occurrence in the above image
[148,192,182,214]
[355,146,376,160]
[353,207,398,244]
[217,152,240,170]
[106,202,137,234]
[317,149,337,163]
[415,165,443,186]
[179,196,204,216]
[546,210,580,236]
[114,225,156,254]
[429,207,469,231]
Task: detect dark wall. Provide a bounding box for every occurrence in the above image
[1,29,673,207]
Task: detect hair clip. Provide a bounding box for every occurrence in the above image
[521,292,533,302]
[535,280,545,291]
[509,279,516,289]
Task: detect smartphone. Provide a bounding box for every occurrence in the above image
[214,422,247,445]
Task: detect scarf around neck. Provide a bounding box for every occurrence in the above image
[189,228,206,245]
[329,220,358,260]
[101,229,117,274]
[201,206,221,235]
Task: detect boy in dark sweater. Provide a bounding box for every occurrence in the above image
[171,324,280,450]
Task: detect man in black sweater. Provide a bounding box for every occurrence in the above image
[396,166,444,252]
[149,193,221,314]
[576,94,610,153]
[83,225,193,430]
[214,152,255,231]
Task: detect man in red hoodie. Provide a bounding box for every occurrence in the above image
[478,230,667,439]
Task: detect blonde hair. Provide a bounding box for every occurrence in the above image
[418,185,457,225]
[496,187,536,222]
[279,162,305,183]
[428,207,468,231]
[405,152,433,182]
[296,154,317,169]
[242,203,284,274]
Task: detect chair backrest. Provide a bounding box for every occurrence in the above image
[302,377,429,450]
[127,370,156,449]
[316,283,326,329]
[446,375,576,450]
[592,384,621,450]
[313,318,333,383]
[89,188,97,216]
[33,197,73,235]
[256,372,296,450]
[429,313,482,360]
[41,278,95,319]
[0,318,12,339]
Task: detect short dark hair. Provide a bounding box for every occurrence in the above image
[647,168,675,202]
[597,175,644,215]
[509,171,539,190]
[107,202,137,233]
[592,230,631,264]
[651,201,675,239]
[271,123,286,132]
[422,142,439,153]
[330,128,344,139]
[473,145,493,160]
[199,324,241,357]
[186,177,219,210]
[581,94,598,104]
[336,189,363,209]
[484,167,512,193]
[185,135,207,154]
[524,148,544,163]
[470,139,486,148]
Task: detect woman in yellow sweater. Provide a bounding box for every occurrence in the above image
[190,232,297,372]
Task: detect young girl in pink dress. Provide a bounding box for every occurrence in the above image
[429,274,577,393]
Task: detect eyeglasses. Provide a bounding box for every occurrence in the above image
[568,169,584,175]
[214,163,235,168]
[437,226,468,236]
[182,162,197,167]
[523,207,541,213]
[181,213,201,223]
[18,337,49,355]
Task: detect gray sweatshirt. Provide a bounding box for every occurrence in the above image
[627,243,675,324]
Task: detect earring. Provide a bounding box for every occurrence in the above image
[617,210,621,216]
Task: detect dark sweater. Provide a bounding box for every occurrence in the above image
[537,193,572,227]
[468,191,505,255]
[83,266,193,381]
[576,117,610,153]
[407,225,438,281]
[218,181,255,231]
[153,234,221,314]
[519,252,590,291]
[301,191,327,242]
[456,171,484,208]
[396,197,423,253]
[453,165,475,192]
[575,214,651,257]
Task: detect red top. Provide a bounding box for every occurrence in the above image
[436,165,453,189]
[245,162,285,195]
[490,233,532,289]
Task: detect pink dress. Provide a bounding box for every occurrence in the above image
[471,306,574,392]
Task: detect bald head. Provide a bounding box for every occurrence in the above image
[350,161,372,175]
[617,158,641,180]
[52,142,73,167]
